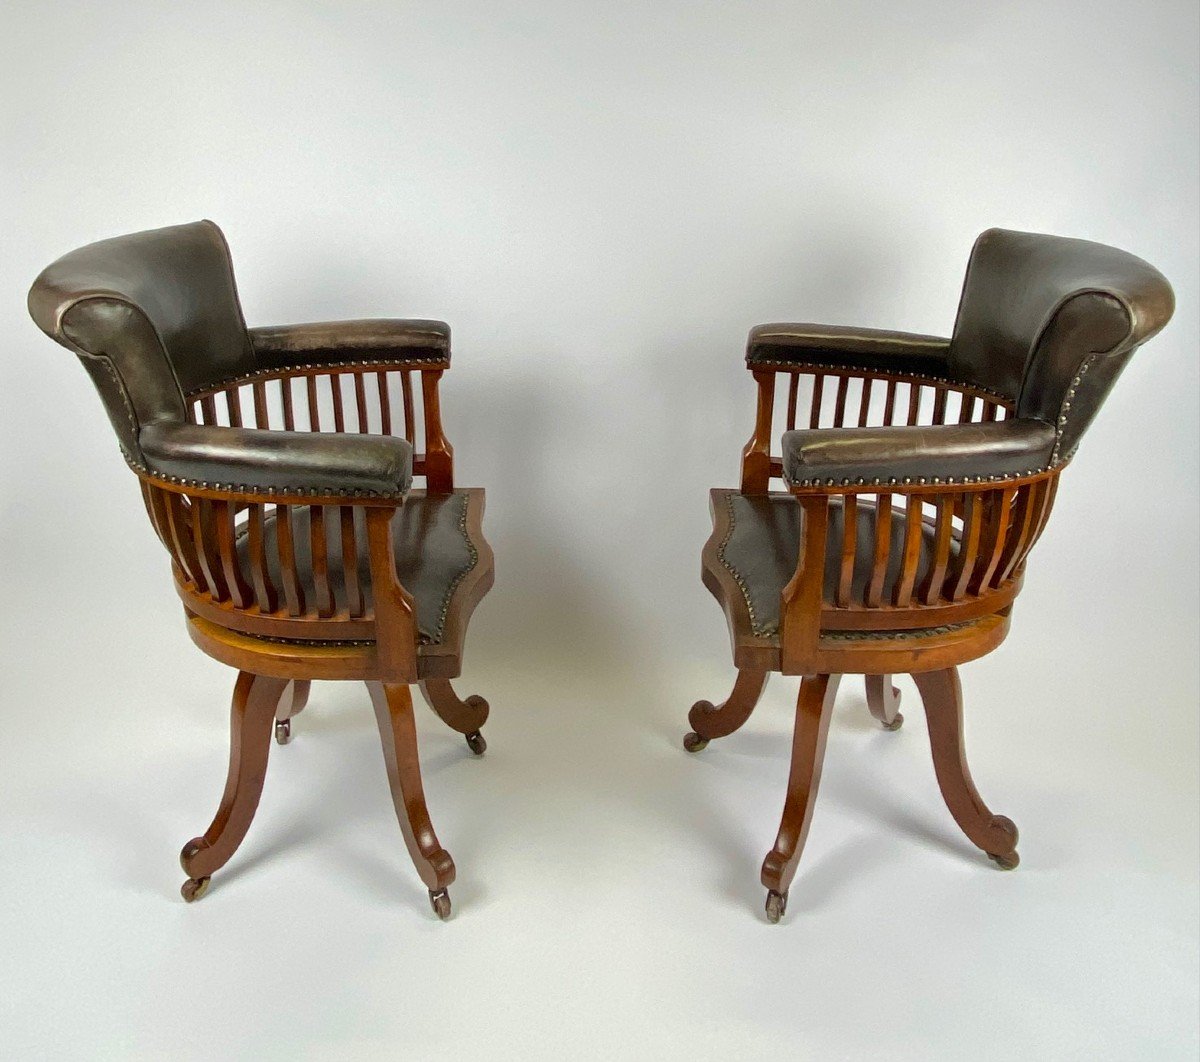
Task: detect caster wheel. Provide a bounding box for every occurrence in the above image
[465,731,487,756]
[181,876,211,903]
[765,889,788,924]
[429,888,452,920]
[988,851,1020,870]
[275,719,291,745]
[683,732,709,753]
[882,712,904,731]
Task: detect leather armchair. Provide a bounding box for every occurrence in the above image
[685,228,1173,923]
[29,221,495,919]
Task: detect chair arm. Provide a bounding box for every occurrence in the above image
[139,421,413,497]
[249,319,450,371]
[781,418,1057,488]
[748,323,952,379]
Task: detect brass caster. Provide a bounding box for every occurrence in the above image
[274,719,291,745]
[882,712,904,731]
[683,732,709,753]
[765,889,788,924]
[181,876,211,903]
[988,851,1020,870]
[465,731,486,756]
[429,888,452,920]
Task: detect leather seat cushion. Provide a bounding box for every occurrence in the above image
[237,490,478,643]
[717,492,958,637]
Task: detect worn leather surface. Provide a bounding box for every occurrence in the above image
[141,421,413,494]
[28,221,452,477]
[747,324,952,378]
[237,492,477,642]
[949,228,1174,457]
[782,418,1057,485]
[719,491,956,636]
[250,319,449,371]
[28,220,251,457]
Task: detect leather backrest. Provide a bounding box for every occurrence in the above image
[28,220,253,461]
[948,228,1173,462]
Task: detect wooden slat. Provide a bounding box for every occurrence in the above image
[280,378,295,431]
[808,373,825,429]
[948,493,984,601]
[931,387,948,425]
[274,505,306,616]
[906,384,922,425]
[245,504,278,613]
[191,497,229,599]
[883,380,897,427]
[330,374,346,433]
[982,400,999,422]
[995,482,1041,586]
[354,372,370,432]
[140,482,169,547]
[214,501,253,608]
[857,378,873,428]
[835,494,858,608]
[1028,474,1060,549]
[377,371,392,434]
[864,495,892,608]
[959,395,978,423]
[252,381,269,429]
[225,387,243,428]
[307,375,321,431]
[401,370,416,445]
[309,505,335,617]
[786,373,799,431]
[833,376,849,427]
[971,487,1017,592]
[164,492,204,591]
[200,396,218,425]
[918,494,955,605]
[340,506,365,617]
[892,497,925,606]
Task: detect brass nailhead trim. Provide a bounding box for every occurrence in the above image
[188,358,448,398]
[745,359,1012,404]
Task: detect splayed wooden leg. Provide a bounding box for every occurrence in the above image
[914,667,1019,869]
[865,675,903,730]
[760,673,842,922]
[419,677,490,755]
[274,679,311,745]
[180,671,290,900]
[684,669,769,751]
[367,681,457,917]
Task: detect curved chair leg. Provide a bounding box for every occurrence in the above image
[418,678,490,756]
[760,673,842,922]
[180,671,290,901]
[913,667,1019,869]
[865,675,903,730]
[274,679,311,746]
[366,681,457,918]
[684,669,769,751]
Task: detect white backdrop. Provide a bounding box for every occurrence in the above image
[1,3,1196,1059]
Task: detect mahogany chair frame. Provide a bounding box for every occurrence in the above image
[688,359,1061,922]
[145,358,494,916]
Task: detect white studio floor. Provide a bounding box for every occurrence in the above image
[0,571,1196,1061]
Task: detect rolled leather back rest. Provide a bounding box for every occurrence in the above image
[948,228,1173,462]
[28,220,253,463]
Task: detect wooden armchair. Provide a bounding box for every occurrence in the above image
[685,228,1173,922]
[29,221,494,918]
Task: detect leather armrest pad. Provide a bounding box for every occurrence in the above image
[748,323,951,378]
[782,418,1057,486]
[139,421,413,495]
[250,319,450,369]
